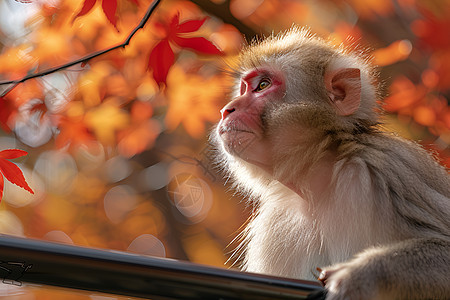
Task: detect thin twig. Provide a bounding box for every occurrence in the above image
[156,148,217,181]
[0,0,162,97]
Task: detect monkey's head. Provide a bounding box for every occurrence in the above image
[213,26,379,192]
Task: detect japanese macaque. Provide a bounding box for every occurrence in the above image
[212,26,450,300]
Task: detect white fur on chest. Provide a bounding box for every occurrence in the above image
[244,189,326,280]
[243,159,391,280]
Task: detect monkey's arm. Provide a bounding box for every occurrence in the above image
[320,238,450,300]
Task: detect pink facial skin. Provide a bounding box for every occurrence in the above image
[217,67,285,172]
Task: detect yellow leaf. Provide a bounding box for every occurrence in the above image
[85,100,130,145]
[165,65,223,138]
[0,45,36,78]
[32,27,71,64]
[78,62,112,107]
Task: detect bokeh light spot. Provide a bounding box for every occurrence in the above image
[34,150,78,195]
[167,173,212,222]
[104,185,138,224]
[104,156,132,183]
[127,234,166,257]
[0,211,24,236]
[141,162,169,191]
[43,230,74,245]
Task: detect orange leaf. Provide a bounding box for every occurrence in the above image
[131,101,153,122]
[373,40,412,66]
[383,77,425,112]
[345,0,393,19]
[413,106,436,127]
[55,117,95,150]
[430,52,450,90]
[411,17,450,51]
[0,149,34,201]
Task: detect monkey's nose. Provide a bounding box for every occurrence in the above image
[221,108,235,120]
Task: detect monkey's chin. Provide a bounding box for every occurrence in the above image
[218,130,257,158]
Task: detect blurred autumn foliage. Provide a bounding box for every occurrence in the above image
[0,0,449,297]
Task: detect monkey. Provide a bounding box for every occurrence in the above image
[212,26,450,300]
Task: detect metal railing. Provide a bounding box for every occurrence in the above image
[0,235,325,299]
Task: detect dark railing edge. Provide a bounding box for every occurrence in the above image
[0,235,325,299]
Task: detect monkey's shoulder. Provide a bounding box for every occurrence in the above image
[334,132,450,237]
[359,132,443,165]
[345,131,450,196]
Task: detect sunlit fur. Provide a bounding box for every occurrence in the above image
[212,26,450,299]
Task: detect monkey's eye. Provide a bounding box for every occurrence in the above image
[255,79,271,92]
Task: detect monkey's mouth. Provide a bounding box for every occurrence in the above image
[218,126,253,136]
[218,117,256,136]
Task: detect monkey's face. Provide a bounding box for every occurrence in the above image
[215,31,372,176]
[216,66,286,172]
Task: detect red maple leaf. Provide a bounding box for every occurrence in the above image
[73,0,139,29]
[0,149,34,201]
[148,39,174,86]
[0,97,17,133]
[148,13,222,86]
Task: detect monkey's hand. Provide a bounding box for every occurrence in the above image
[318,238,450,300]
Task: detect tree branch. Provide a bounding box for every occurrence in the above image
[188,0,257,40]
[0,0,162,97]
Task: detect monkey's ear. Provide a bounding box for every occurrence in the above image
[324,68,361,116]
